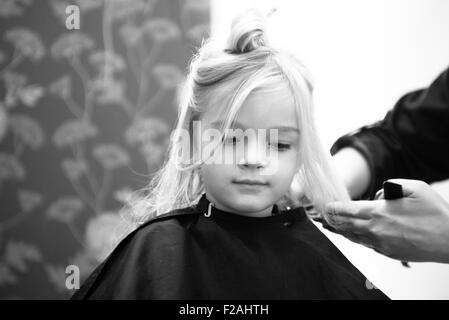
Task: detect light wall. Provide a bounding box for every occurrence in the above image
[211,0,449,299]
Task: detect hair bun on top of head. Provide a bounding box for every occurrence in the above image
[225,9,272,54]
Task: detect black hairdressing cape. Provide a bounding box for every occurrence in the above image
[71,195,388,300]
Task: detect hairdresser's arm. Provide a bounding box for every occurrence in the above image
[331,67,449,199]
[332,147,371,199]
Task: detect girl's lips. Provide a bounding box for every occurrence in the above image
[233,182,268,194]
[232,179,269,186]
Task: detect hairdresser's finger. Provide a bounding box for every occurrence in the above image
[339,231,378,249]
[374,189,384,200]
[386,178,428,198]
[325,215,371,233]
[325,201,376,219]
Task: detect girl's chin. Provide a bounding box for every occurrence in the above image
[226,196,274,214]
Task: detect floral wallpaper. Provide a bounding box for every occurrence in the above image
[0,0,209,299]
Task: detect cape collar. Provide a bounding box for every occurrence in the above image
[195,193,307,224]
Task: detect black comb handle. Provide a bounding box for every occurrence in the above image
[382,181,410,268]
[383,181,403,200]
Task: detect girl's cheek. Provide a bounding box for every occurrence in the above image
[278,151,301,172]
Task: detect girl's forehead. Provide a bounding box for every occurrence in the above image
[204,86,299,131]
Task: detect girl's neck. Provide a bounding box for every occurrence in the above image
[205,193,274,218]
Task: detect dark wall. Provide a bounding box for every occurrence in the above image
[0,0,209,299]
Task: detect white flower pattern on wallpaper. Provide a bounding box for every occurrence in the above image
[3,241,42,273]
[8,114,45,150]
[17,189,43,213]
[2,72,44,109]
[119,23,143,47]
[61,158,87,181]
[46,196,84,224]
[0,241,42,287]
[93,144,130,170]
[89,50,126,75]
[0,153,25,182]
[4,28,45,62]
[0,0,209,298]
[144,18,181,42]
[0,0,32,18]
[52,120,97,148]
[91,76,127,107]
[49,75,71,98]
[152,63,185,89]
[107,0,157,22]
[51,33,95,60]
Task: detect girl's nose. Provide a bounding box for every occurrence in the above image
[237,157,268,169]
[237,140,269,169]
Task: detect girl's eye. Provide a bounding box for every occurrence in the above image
[270,142,291,151]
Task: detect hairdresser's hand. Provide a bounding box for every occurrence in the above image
[324,179,449,264]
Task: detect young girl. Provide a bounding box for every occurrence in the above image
[72,10,388,300]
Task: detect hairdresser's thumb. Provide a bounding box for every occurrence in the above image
[324,201,339,216]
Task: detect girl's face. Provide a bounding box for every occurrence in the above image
[200,86,301,217]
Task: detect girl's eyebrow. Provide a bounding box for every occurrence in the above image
[274,127,301,134]
[211,120,300,134]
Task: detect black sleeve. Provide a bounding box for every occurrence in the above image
[331,67,449,199]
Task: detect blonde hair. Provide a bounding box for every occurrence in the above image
[123,9,349,227]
